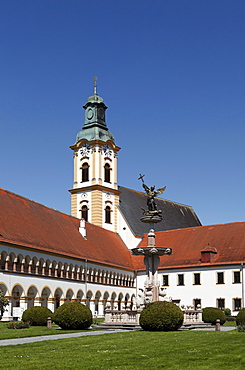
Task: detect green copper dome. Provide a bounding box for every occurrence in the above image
[75,126,115,143]
[85,93,104,104]
[74,89,115,145]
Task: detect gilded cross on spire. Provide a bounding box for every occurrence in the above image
[93,76,98,94]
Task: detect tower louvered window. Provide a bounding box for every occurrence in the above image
[104,163,110,183]
[81,205,88,221]
[82,163,89,182]
[105,206,111,224]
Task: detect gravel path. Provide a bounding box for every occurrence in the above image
[0,326,236,346]
[0,329,130,347]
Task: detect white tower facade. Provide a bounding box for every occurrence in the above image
[69,83,120,232]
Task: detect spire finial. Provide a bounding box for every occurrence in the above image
[93,76,98,94]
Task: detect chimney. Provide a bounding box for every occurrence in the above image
[79,219,87,239]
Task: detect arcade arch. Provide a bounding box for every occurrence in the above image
[27,285,38,309]
[41,287,51,308]
[54,288,63,310]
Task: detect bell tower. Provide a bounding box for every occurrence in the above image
[69,78,120,232]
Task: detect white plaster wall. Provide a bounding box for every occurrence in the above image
[117,210,142,250]
[136,265,244,315]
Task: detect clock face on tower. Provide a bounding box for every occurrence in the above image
[87,108,93,120]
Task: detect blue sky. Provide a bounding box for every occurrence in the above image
[1,0,244,226]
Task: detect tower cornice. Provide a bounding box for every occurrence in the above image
[69,184,121,196]
[70,139,120,152]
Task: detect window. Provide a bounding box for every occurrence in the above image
[193,273,201,285]
[194,299,201,310]
[233,271,241,284]
[233,298,242,311]
[105,206,111,224]
[217,272,224,284]
[217,298,225,310]
[104,163,111,183]
[162,275,169,286]
[82,162,89,182]
[81,205,88,221]
[177,274,184,286]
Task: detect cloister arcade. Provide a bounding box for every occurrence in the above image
[0,250,136,319]
[0,282,135,319]
[0,251,134,288]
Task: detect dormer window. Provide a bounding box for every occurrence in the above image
[201,245,217,263]
[82,162,89,182]
[104,163,111,183]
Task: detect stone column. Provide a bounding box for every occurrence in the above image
[97,300,104,317]
[13,258,17,272]
[34,298,42,307]
[3,297,12,320]
[19,297,28,317]
[47,298,55,312]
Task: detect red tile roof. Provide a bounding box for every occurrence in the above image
[0,189,134,270]
[133,222,245,270]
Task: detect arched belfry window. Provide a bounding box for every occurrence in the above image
[105,206,111,224]
[104,163,111,183]
[81,205,88,221]
[82,162,89,182]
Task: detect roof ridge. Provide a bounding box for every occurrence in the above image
[0,188,78,221]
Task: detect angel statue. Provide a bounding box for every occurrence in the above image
[138,174,166,214]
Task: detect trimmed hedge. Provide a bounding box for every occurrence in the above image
[53,302,92,330]
[139,301,184,331]
[202,307,226,325]
[236,308,245,326]
[22,306,53,326]
[224,308,231,316]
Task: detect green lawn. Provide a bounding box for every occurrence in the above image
[223,320,236,326]
[0,322,91,340]
[0,330,244,369]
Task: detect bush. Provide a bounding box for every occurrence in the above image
[237,325,245,332]
[22,306,53,326]
[224,308,231,316]
[226,316,236,322]
[53,302,92,330]
[139,301,184,331]
[236,308,245,326]
[202,307,226,325]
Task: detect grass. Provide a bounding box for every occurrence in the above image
[223,320,236,326]
[0,322,92,340]
[0,317,105,340]
[0,330,244,369]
